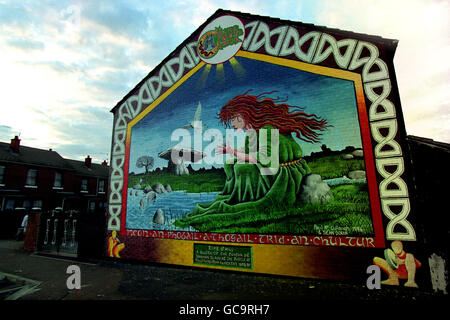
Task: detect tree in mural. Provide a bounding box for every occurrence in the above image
[136,155,154,174]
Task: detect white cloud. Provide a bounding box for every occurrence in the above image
[315,0,450,142]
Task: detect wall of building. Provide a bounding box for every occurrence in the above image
[105,9,440,291]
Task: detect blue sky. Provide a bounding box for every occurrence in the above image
[0,0,448,164]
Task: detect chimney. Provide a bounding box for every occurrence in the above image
[85,155,92,168]
[10,136,21,153]
[101,160,108,166]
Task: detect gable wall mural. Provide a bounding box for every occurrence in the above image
[106,9,425,286]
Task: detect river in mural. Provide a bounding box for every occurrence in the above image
[125,175,368,233]
[126,189,220,232]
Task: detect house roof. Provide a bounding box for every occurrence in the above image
[0,141,70,170]
[406,135,450,153]
[110,8,398,114]
[0,141,110,178]
[65,159,109,178]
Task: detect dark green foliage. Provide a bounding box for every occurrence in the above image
[130,154,372,236]
[128,170,226,193]
[307,154,365,179]
[175,183,373,236]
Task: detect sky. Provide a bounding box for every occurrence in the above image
[0,0,448,164]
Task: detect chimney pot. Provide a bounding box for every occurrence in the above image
[10,136,21,153]
[85,155,92,168]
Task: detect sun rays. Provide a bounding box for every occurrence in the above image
[196,56,245,89]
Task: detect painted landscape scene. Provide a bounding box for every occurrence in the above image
[125,56,375,237]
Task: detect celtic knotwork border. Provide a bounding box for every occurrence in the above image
[107,16,415,241]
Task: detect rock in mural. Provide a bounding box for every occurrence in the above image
[152,183,167,194]
[348,170,366,180]
[352,149,364,158]
[153,209,165,225]
[158,147,206,175]
[133,184,142,190]
[342,154,354,160]
[143,185,153,193]
[300,174,334,204]
[146,191,156,202]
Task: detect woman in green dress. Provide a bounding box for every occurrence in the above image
[175,91,330,230]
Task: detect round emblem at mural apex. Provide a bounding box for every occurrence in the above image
[197,15,245,65]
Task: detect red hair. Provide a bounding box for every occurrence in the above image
[218,91,331,143]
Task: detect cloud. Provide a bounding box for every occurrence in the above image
[20,105,113,162]
[82,2,150,39]
[315,0,450,142]
[6,38,45,51]
[0,125,20,140]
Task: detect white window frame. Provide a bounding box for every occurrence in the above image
[25,169,38,188]
[53,171,63,189]
[98,179,105,193]
[0,165,5,186]
[81,178,88,193]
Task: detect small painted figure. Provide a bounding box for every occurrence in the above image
[108,230,125,258]
[373,240,421,288]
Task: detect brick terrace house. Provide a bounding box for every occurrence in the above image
[0,136,109,256]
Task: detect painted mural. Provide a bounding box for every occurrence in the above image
[106,10,422,282]
[125,53,379,243]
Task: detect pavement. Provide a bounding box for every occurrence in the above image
[0,239,446,314]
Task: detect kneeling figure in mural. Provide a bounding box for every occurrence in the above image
[373,240,421,288]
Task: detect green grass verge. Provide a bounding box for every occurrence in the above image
[128,154,371,236]
[127,154,365,193]
[307,154,365,179]
[128,170,226,193]
[175,183,373,236]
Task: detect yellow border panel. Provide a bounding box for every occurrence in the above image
[236,51,361,82]
[127,61,206,135]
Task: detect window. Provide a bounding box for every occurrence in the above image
[23,200,31,210]
[26,169,37,186]
[54,172,62,188]
[89,201,95,213]
[81,179,88,192]
[0,166,5,185]
[32,200,42,209]
[5,199,14,210]
[98,179,105,193]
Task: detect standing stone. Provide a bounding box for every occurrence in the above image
[352,149,364,158]
[146,191,156,202]
[348,170,366,180]
[342,154,354,160]
[152,183,166,194]
[153,209,165,225]
[300,174,334,204]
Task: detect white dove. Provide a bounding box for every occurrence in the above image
[180,102,207,130]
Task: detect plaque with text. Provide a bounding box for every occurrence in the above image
[194,244,253,269]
